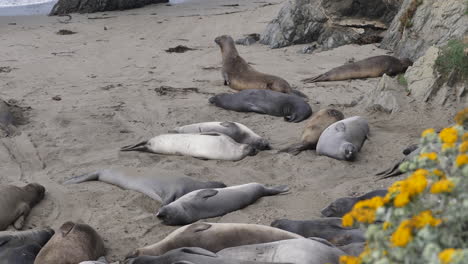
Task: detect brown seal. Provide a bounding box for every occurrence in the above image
[302,55,413,83]
[0,183,45,231]
[280,109,344,155]
[214,35,308,99]
[34,221,106,264]
[126,222,302,258]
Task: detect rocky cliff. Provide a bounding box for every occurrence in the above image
[49,0,168,15]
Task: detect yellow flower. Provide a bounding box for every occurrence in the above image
[459,141,468,153]
[455,108,468,125]
[439,127,458,144]
[463,132,468,141]
[419,152,438,160]
[383,221,392,230]
[391,219,413,247]
[340,255,361,264]
[433,169,446,178]
[431,179,455,194]
[421,128,435,137]
[411,210,442,228]
[342,213,354,227]
[456,154,468,167]
[439,248,459,264]
[394,192,410,207]
[407,170,428,195]
[442,143,456,151]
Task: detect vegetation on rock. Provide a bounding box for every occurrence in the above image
[398,0,423,32]
[435,39,468,83]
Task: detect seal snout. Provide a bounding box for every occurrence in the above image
[208,96,217,104]
[321,207,334,217]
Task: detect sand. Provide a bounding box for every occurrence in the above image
[0,0,457,261]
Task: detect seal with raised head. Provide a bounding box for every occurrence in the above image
[302,55,413,83]
[270,218,364,246]
[126,222,302,258]
[34,221,105,264]
[209,89,312,123]
[316,116,369,161]
[0,228,54,264]
[217,238,345,264]
[121,132,257,161]
[0,183,45,231]
[169,122,270,150]
[280,109,344,155]
[157,183,289,225]
[321,189,388,217]
[215,35,307,99]
[125,247,290,264]
[64,167,226,205]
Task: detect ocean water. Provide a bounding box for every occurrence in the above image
[0,0,56,16]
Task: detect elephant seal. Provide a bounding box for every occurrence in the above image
[338,242,365,256]
[157,183,289,225]
[64,167,226,205]
[209,89,312,123]
[126,222,302,258]
[0,228,54,264]
[215,35,307,100]
[316,116,369,161]
[270,218,364,246]
[125,247,290,264]
[169,122,270,150]
[302,55,413,83]
[218,238,345,264]
[280,109,344,155]
[376,144,420,179]
[321,189,388,217]
[0,183,46,231]
[34,222,105,264]
[121,132,256,161]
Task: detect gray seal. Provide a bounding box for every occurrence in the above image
[270,218,364,246]
[302,55,413,83]
[217,238,345,264]
[321,189,388,217]
[34,221,105,264]
[0,228,55,264]
[157,183,289,225]
[125,247,291,264]
[169,122,270,150]
[316,116,369,161]
[127,222,302,258]
[64,167,226,205]
[209,89,312,123]
[0,183,46,231]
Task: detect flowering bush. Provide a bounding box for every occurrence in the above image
[340,108,468,264]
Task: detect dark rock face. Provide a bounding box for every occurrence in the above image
[260,0,402,49]
[49,0,168,15]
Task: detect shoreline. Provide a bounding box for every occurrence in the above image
[0,1,56,16]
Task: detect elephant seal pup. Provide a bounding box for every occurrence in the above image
[157,183,289,225]
[215,35,307,100]
[270,218,364,246]
[0,183,46,231]
[209,89,312,123]
[218,238,345,264]
[64,167,226,205]
[302,55,413,83]
[34,222,105,264]
[316,116,369,161]
[321,189,388,217]
[126,222,302,258]
[338,242,365,256]
[169,122,270,150]
[121,132,256,161]
[280,109,344,155]
[0,228,54,264]
[125,247,290,264]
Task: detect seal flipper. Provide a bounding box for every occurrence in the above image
[180,247,218,257]
[335,122,346,132]
[247,104,266,114]
[263,185,289,195]
[0,236,11,247]
[195,189,218,199]
[278,142,314,155]
[302,74,326,83]
[403,144,419,155]
[120,141,148,152]
[64,171,100,184]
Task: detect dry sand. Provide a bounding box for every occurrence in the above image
[0,0,458,261]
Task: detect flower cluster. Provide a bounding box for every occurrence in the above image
[340,108,468,264]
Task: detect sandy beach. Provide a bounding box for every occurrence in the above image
[0,0,458,261]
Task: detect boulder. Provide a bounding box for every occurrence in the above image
[381,0,468,61]
[364,74,405,114]
[404,46,440,102]
[49,0,168,15]
[260,0,401,49]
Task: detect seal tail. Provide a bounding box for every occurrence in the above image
[302,74,325,83]
[64,171,100,184]
[290,90,309,101]
[120,141,148,152]
[264,185,289,195]
[278,142,314,156]
[375,161,403,179]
